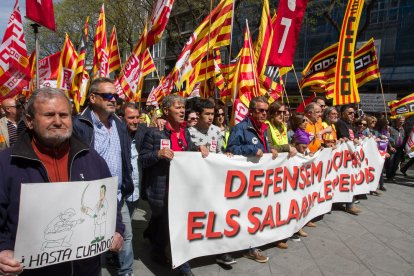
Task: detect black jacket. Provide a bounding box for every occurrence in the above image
[73,107,134,198]
[139,127,197,211]
[0,131,124,276]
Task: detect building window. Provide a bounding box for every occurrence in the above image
[152,41,162,58]
[370,0,399,24]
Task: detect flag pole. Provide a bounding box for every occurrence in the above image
[246,20,260,97]
[291,65,305,106]
[225,0,236,105]
[378,73,388,121]
[31,24,40,89]
[202,0,214,99]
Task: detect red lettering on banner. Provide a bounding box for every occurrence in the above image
[187,212,206,241]
[332,151,343,171]
[248,170,264,198]
[273,167,283,193]
[343,150,352,168]
[283,166,298,191]
[224,209,240,237]
[247,207,262,234]
[206,212,222,239]
[287,199,300,223]
[275,202,287,227]
[365,167,375,183]
[339,174,350,192]
[312,161,323,182]
[324,180,333,201]
[224,170,246,198]
[260,205,275,231]
[263,169,274,197]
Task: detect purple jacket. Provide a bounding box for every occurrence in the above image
[0,131,124,275]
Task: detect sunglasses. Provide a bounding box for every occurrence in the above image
[347,111,355,115]
[178,138,187,151]
[320,105,326,108]
[188,117,198,121]
[215,113,225,117]
[92,92,119,101]
[358,123,367,126]
[254,108,268,114]
[276,110,286,115]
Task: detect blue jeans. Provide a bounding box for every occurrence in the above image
[118,200,134,275]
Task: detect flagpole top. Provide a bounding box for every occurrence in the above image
[30,23,41,33]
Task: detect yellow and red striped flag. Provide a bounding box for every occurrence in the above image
[254,0,272,82]
[141,49,156,77]
[231,24,260,107]
[84,16,89,42]
[172,0,233,89]
[388,93,414,119]
[117,26,147,101]
[231,23,260,124]
[108,26,121,74]
[72,33,90,112]
[333,0,364,105]
[93,4,109,78]
[354,38,380,87]
[56,33,78,92]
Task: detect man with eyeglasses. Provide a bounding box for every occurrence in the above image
[0,97,26,152]
[335,104,361,215]
[226,96,277,263]
[312,96,327,113]
[73,77,134,276]
[140,95,208,276]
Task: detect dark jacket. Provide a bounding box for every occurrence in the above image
[226,117,270,156]
[335,118,357,140]
[131,123,149,200]
[139,127,197,211]
[73,107,134,198]
[0,131,124,276]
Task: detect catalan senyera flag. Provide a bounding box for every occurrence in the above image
[231,24,260,125]
[108,26,121,74]
[146,0,175,48]
[84,16,89,42]
[56,33,78,92]
[301,38,380,99]
[0,0,30,100]
[72,34,90,112]
[117,26,147,101]
[354,38,380,87]
[388,93,414,119]
[172,0,233,89]
[333,0,364,106]
[93,4,109,78]
[254,0,272,81]
[220,62,236,102]
[141,49,156,77]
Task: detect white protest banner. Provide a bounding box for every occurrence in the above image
[169,138,383,267]
[14,177,118,269]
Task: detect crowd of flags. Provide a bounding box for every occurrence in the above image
[0,0,390,117]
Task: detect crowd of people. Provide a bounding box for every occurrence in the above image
[0,78,412,276]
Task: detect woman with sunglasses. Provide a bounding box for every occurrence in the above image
[265,101,297,157]
[354,118,369,138]
[365,116,378,136]
[185,109,198,128]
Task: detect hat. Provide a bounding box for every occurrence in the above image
[293,129,311,145]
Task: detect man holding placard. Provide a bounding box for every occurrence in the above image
[0,88,124,275]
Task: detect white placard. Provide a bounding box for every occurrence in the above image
[14,177,118,269]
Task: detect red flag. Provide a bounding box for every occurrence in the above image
[38,51,60,83]
[268,0,309,66]
[25,0,56,31]
[146,0,175,48]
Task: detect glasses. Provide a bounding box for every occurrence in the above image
[347,111,355,115]
[215,113,225,117]
[254,108,268,114]
[92,92,119,101]
[177,138,187,151]
[358,123,367,126]
[276,110,286,115]
[188,117,198,121]
[320,105,326,108]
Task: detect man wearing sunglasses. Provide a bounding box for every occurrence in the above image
[73,77,134,276]
[0,97,26,152]
[226,96,277,263]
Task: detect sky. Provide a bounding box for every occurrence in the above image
[0,0,26,42]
